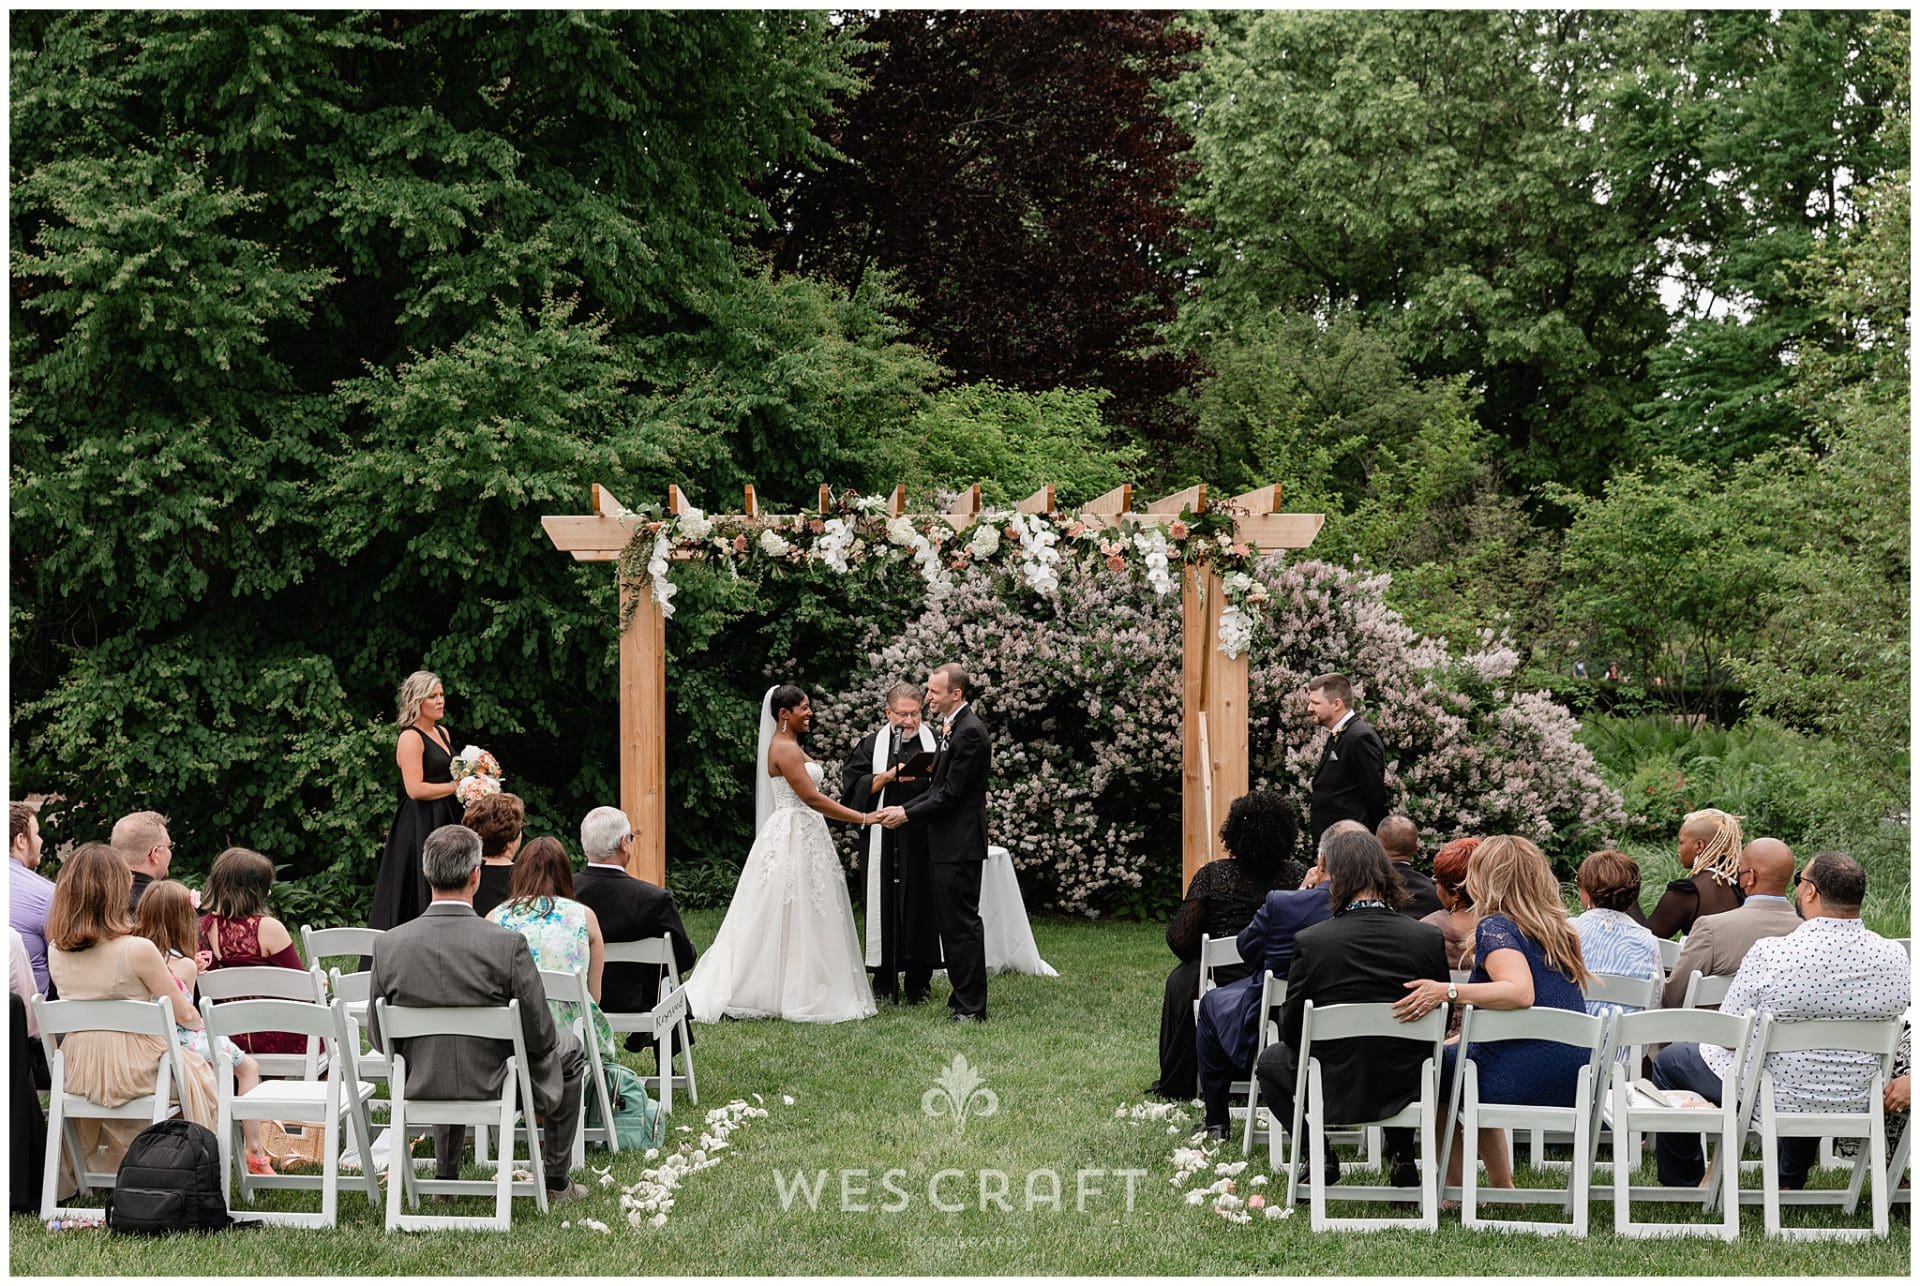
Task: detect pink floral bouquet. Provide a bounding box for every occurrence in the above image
[451,745,504,806]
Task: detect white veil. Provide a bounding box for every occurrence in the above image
[754,686,778,836]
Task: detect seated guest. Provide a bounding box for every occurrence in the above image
[1647,807,1744,940]
[10,935,46,1211]
[1376,815,1442,919]
[367,825,587,1206]
[136,879,275,1174]
[1255,828,1449,1186]
[110,810,173,915]
[1396,834,1592,1192]
[1660,837,1801,1008]
[1192,819,1355,1137]
[1419,837,1480,969]
[1650,850,1908,1190]
[486,837,615,1061]
[1152,790,1306,1100]
[572,806,698,1056]
[10,803,54,996]
[45,843,218,1184]
[464,792,526,919]
[1570,849,1662,1017]
[196,847,309,1056]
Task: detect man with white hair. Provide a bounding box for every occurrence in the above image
[571,806,698,1053]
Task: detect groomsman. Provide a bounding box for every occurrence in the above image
[881,663,991,1023]
[1305,673,1388,845]
[840,682,944,1004]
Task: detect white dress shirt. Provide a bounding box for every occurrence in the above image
[1701,917,1909,1113]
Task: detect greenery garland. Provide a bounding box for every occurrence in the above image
[613,491,1273,656]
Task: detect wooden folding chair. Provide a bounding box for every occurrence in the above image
[377,997,549,1232]
[31,996,187,1220]
[203,996,380,1227]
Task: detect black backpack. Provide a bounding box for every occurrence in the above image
[106,1119,249,1234]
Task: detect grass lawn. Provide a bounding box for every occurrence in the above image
[10,909,1910,1275]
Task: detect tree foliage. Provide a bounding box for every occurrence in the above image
[762,9,1204,441]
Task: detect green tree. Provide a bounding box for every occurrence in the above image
[899,382,1140,508]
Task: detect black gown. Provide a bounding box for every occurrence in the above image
[841,728,944,1002]
[367,725,463,931]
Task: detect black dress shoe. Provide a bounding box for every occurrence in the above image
[1293,1158,1341,1199]
[949,1012,984,1023]
[1388,1159,1419,1191]
[1202,1124,1230,1142]
[904,991,930,1006]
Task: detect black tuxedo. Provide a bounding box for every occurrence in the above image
[903,702,991,1018]
[572,863,698,1055]
[1307,713,1388,843]
[1255,906,1449,1166]
[1393,861,1443,920]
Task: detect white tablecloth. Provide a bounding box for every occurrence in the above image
[982,844,1057,977]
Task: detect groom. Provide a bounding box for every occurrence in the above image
[880,662,990,1023]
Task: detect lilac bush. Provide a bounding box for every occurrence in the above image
[815,556,1625,916]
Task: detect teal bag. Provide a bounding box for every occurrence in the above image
[588,1061,665,1151]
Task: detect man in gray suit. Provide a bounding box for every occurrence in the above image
[367,824,587,1203]
[1660,836,1803,1008]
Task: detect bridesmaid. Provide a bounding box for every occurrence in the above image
[367,670,463,931]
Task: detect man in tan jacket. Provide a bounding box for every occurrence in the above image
[1660,837,1802,1007]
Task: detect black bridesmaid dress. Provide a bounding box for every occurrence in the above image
[367,725,463,931]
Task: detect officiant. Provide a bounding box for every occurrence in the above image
[840,681,944,1004]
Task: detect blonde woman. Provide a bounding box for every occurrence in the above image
[1646,807,1743,940]
[368,670,465,931]
[1396,834,1592,1192]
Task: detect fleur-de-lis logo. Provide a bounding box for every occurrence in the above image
[921,1054,998,1135]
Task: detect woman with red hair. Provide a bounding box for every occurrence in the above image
[1419,836,1480,968]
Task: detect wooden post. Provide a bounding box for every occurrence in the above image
[1180,562,1249,892]
[618,574,668,887]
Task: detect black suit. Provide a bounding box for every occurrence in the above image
[1307,714,1388,843]
[573,863,698,1055]
[1393,862,1443,920]
[1255,905,1449,1168]
[903,702,991,1019]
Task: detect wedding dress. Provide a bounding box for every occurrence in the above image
[685,758,877,1024]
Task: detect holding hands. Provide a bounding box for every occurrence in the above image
[877,805,909,830]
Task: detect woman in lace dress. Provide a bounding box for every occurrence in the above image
[685,685,881,1024]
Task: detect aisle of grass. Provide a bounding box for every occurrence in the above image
[10,910,1909,1275]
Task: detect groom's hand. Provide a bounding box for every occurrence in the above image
[878,805,909,829]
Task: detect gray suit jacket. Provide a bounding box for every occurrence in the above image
[366,901,575,1115]
[1660,896,1803,1008]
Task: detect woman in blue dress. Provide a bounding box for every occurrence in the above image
[1397,834,1592,1192]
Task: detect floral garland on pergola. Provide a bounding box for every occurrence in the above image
[613,490,1275,657]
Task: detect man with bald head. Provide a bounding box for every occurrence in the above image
[1374,815,1441,919]
[1659,837,1802,1008]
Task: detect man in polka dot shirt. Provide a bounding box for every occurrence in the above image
[1649,850,1909,1189]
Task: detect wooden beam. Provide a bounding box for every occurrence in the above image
[666,485,686,515]
[943,483,983,532]
[1148,483,1206,515]
[1179,563,1249,891]
[1227,512,1324,550]
[1014,484,1055,515]
[742,484,759,519]
[541,514,631,561]
[1080,483,1132,517]
[618,576,668,886]
[819,484,832,515]
[888,485,906,517]
[593,483,634,518]
[1230,483,1283,515]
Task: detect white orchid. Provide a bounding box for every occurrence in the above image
[646,531,678,619]
[1217,603,1254,659]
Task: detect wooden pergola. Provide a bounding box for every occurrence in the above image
[543,482,1322,891]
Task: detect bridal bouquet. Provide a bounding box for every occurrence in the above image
[450,745,505,806]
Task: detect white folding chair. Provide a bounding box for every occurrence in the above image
[301,925,383,970]
[603,938,697,1106]
[1681,972,1735,1011]
[479,969,617,1168]
[1607,1008,1752,1240]
[376,998,549,1232]
[1657,938,1685,974]
[196,966,330,1079]
[31,996,187,1220]
[202,996,380,1227]
[1584,971,1660,1014]
[1232,972,1285,1161]
[1729,1013,1901,1241]
[325,969,390,1093]
[1196,934,1242,1003]
[1446,1005,1616,1237]
[1284,1000,1448,1231]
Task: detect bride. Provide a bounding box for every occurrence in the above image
[685,684,880,1023]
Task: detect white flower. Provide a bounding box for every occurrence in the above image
[758,528,791,558]
[649,1213,668,1229]
[676,504,712,542]
[886,516,917,546]
[1217,603,1254,659]
[782,1095,795,1106]
[646,531,678,619]
[1184,1189,1208,1206]
[817,517,856,574]
[968,523,1001,559]
[1224,571,1254,596]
